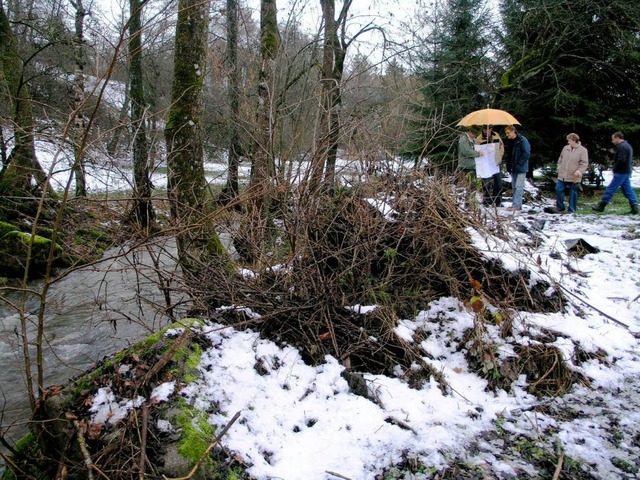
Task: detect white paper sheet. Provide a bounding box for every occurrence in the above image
[474,143,499,178]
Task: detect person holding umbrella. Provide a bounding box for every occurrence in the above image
[475,125,504,206]
[456,108,522,208]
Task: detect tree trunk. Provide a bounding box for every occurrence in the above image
[165,0,230,300]
[309,0,335,195]
[324,16,346,193]
[0,4,50,200]
[128,0,155,229]
[0,124,6,165]
[71,0,87,197]
[239,0,278,265]
[220,0,241,204]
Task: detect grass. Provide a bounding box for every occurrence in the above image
[539,184,640,216]
[583,187,640,215]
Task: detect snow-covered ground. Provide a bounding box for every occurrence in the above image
[88,179,640,479]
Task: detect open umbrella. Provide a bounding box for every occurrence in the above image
[456,108,520,127]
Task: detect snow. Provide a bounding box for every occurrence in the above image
[150,381,175,403]
[81,176,640,479]
[89,387,145,426]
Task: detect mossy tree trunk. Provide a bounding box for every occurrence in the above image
[240,0,278,265]
[128,0,155,229]
[165,0,231,298]
[220,0,241,204]
[0,5,50,201]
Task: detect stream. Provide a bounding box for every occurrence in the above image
[0,237,188,454]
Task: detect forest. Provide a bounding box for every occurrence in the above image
[1,0,640,478]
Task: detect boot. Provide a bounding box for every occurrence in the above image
[631,202,639,215]
[591,201,606,212]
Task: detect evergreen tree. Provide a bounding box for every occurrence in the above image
[498,0,640,168]
[405,0,496,170]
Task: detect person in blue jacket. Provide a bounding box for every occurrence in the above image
[505,125,530,211]
[592,131,638,214]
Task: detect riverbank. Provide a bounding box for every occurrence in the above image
[4,186,640,479]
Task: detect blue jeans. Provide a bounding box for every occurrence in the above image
[555,180,580,212]
[602,173,638,204]
[511,173,526,208]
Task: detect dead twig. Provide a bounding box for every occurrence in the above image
[529,351,559,392]
[326,471,353,480]
[163,410,241,480]
[139,403,149,480]
[67,414,95,480]
[552,452,565,480]
[0,449,23,476]
[559,284,632,330]
[385,416,418,435]
[65,413,111,480]
[143,326,191,384]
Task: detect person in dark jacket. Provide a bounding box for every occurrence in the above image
[592,132,639,214]
[505,125,530,211]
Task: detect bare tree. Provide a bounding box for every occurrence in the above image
[128,0,155,229]
[219,0,241,204]
[165,0,231,295]
[308,0,336,194]
[70,0,88,197]
[310,0,378,193]
[238,0,278,265]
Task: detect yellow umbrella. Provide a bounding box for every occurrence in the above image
[456,108,520,127]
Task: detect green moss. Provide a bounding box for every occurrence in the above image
[0,231,63,268]
[174,399,216,464]
[1,432,39,480]
[183,372,199,384]
[72,318,204,394]
[76,228,105,240]
[72,349,131,393]
[136,317,203,351]
[0,221,19,238]
[36,227,55,240]
[12,432,36,454]
[185,343,203,370]
[0,164,20,196]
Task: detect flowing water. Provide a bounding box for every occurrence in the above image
[0,237,188,454]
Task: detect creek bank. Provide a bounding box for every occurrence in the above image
[0,199,125,279]
[5,318,247,480]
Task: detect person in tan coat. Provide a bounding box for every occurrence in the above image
[475,125,504,206]
[554,133,589,213]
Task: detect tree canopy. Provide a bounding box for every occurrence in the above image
[497,0,640,166]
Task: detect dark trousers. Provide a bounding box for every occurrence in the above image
[481,172,503,206]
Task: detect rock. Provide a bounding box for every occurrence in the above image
[0,230,63,277]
